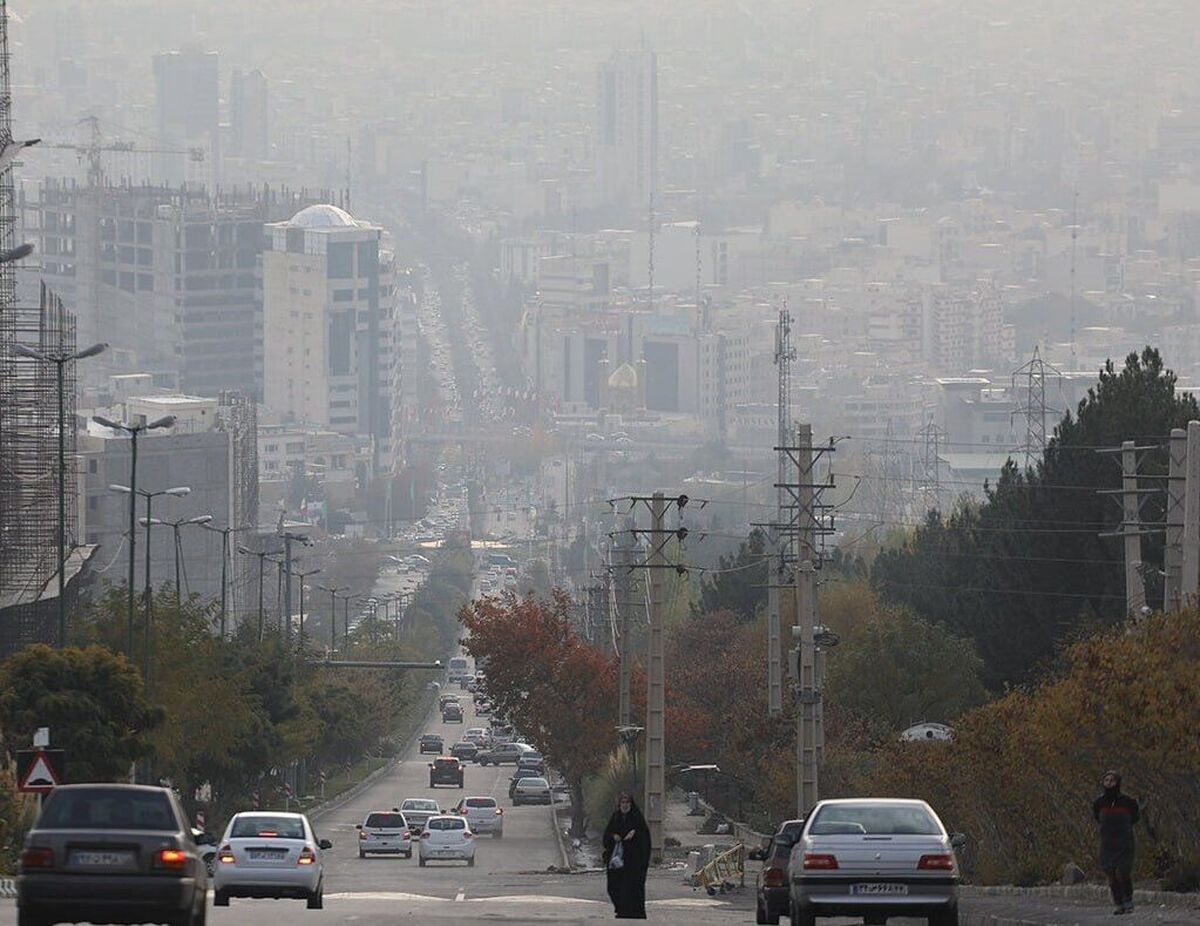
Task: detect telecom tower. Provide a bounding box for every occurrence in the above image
[767,299,796,714]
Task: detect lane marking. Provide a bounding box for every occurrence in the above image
[454,886,466,902]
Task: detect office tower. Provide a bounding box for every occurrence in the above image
[153,49,219,184]
[595,49,658,211]
[231,68,270,161]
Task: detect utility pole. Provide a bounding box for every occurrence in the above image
[318,584,349,653]
[614,523,636,727]
[202,523,247,638]
[769,301,796,716]
[645,492,666,863]
[1166,429,1187,612]
[279,529,311,644]
[1097,441,1159,616]
[1184,421,1200,602]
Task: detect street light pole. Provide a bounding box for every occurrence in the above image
[318,584,348,654]
[17,341,106,648]
[202,524,247,638]
[94,414,177,659]
[293,567,322,647]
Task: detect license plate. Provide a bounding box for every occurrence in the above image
[71,850,135,867]
[248,849,286,860]
[852,883,909,895]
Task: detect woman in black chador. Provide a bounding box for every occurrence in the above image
[602,792,651,918]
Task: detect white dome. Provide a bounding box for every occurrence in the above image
[289,204,358,229]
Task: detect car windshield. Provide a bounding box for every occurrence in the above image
[364,813,405,828]
[40,788,176,832]
[521,778,548,788]
[435,758,458,767]
[429,817,465,830]
[403,800,438,811]
[231,815,306,839]
[809,804,941,836]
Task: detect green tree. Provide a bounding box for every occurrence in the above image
[694,527,768,621]
[0,645,161,781]
[873,348,1200,686]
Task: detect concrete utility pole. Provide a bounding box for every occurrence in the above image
[615,529,634,727]
[1184,421,1200,602]
[1121,441,1146,615]
[1166,429,1187,612]
[794,426,819,814]
[279,529,311,643]
[645,491,666,863]
[769,303,795,716]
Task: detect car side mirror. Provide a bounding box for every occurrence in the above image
[195,831,217,846]
[318,839,333,850]
[950,833,967,849]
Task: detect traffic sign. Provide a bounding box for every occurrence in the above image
[17,749,65,793]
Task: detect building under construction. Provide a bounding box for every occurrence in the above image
[0,284,85,655]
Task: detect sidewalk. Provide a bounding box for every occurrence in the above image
[660,790,743,860]
[960,889,1198,926]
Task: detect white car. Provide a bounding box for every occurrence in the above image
[356,809,413,858]
[418,815,476,867]
[400,798,440,834]
[451,796,504,838]
[213,812,330,908]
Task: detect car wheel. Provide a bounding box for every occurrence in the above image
[467,856,475,867]
[756,896,768,925]
[358,848,366,859]
[192,895,207,926]
[790,900,815,926]
[929,905,959,926]
[306,885,323,910]
[419,857,427,867]
[213,890,230,908]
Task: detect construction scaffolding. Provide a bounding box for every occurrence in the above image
[0,284,80,651]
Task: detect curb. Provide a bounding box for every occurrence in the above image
[552,803,573,869]
[961,884,1200,911]
[0,877,14,899]
[962,914,1042,926]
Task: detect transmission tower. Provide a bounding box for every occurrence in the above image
[767,299,797,714]
[1069,189,1079,370]
[1011,345,1062,470]
[918,417,945,514]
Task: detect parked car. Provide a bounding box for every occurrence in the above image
[516,753,546,774]
[429,756,465,788]
[450,796,504,838]
[787,798,963,926]
[450,740,479,762]
[356,810,412,859]
[417,815,475,867]
[753,818,806,924]
[476,742,535,766]
[399,798,440,835]
[213,811,331,909]
[17,784,210,926]
[508,767,543,799]
[419,734,444,755]
[464,727,489,748]
[475,700,493,716]
[442,702,464,723]
[512,776,552,806]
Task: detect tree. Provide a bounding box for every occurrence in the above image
[873,348,1200,687]
[459,592,618,835]
[0,645,161,781]
[693,527,768,621]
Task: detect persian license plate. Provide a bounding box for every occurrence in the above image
[248,849,286,860]
[852,883,909,895]
[71,850,135,867]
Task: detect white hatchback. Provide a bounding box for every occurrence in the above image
[451,796,504,837]
[213,811,330,909]
[356,810,412,858]
[418,815,476,867]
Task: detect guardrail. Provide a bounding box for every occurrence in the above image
[0,877,16,899]
[693,842,745,894]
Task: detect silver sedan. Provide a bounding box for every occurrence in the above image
[787,798,962,926]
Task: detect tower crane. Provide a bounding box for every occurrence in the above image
[43,116,204,187]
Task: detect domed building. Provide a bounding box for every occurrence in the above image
[262,204,392,458]
[603,361,644,415]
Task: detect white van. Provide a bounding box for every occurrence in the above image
[447,656,470,682]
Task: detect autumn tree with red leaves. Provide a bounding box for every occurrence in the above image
[459,591,619,835]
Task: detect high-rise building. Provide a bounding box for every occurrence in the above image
[262,204,394,465]
[230,68,269,161]
[595,49,658,211]
[24,182,320,399]
[153,49,219,184]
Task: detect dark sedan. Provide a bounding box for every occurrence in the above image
[753,818,805,924]
[17,783,210,926]
[449,740,479,761]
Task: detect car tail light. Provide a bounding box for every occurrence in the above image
[802,853,839,870]
[463,832,473,840]
[154,848,188,870]
[918,853,955,870]
[495,808,503,816]
[402,832,411,841]
[218,844,236,865]
[297,847,316,865]
[764,868,787,887]
[420,832,431,840]
[20,847,54,869]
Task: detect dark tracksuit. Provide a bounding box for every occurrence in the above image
[1092,782,1139,906]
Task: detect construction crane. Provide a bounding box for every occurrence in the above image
[44,116,204,187]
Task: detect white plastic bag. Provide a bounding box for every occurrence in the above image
[608,839,625,869]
